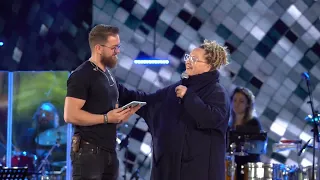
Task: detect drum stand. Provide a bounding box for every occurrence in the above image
[36,137,61,180]
[318,143,320,180]
[302,73,319,180]
[130,153,150,180]
[120,117,141,180]
[226,143,237,180]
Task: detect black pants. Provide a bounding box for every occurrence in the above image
[71,143,119,180]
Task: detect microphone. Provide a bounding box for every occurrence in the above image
[179,71,189,104]
[181,71,189,80]
[301,72,310,80]
[298,138,312,156]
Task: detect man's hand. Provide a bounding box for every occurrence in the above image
[107,105,141,123]
[107,107,131,123]
[175,85,187,98]
[121,105,141,123]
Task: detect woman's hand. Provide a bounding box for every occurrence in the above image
[175,85,187,98]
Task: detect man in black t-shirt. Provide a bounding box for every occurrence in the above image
[64,25,140,180]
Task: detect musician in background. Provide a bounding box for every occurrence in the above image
[229,87,262,180]
[17,102,60,152]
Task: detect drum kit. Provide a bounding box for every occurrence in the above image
[1,125,67,179]
[225,129,319,180]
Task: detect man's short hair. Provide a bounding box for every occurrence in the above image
[88,24,119,49]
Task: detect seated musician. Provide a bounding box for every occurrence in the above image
[229,87,262,180]
[17,102,60,152]
[15,102,65,171]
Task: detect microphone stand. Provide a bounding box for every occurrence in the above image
[130,153,150,180]
[121,117,141,180]
[298,138,312,156]
[32,107,41,170]
[302,73,318,180]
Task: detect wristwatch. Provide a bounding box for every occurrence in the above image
[103,114,108,124]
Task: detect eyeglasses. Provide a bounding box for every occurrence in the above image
[184,54,207,64]
[100,44,121,52]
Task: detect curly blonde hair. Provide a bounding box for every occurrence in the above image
[200,39,229,70]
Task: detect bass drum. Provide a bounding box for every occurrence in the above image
[2,151,37,172]
[244,162,288,180]
[225,155,236,180]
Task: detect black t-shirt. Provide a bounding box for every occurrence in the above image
[66,60,119,152]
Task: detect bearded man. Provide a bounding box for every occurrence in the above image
[64,24,140,180]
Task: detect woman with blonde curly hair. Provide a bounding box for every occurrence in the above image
[118,39,231,180]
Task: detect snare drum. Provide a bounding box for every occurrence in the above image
[11,151,37,172]
[225,156,236,180]
[244,162,288,180]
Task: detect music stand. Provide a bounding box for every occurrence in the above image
[0,167,28,179]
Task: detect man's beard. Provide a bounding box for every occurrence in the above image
[101,54,117,68]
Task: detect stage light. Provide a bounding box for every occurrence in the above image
[140,143,151,156]
[0,42,3,46]
[40,103,54,111]
[305,113,320,122]
[134,60,169,65]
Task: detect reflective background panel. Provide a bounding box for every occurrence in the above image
[11,71,69,179]
[0,72,8,165]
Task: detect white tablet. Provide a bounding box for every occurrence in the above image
[121,101,147,110]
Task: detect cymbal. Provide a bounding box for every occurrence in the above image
[226,152,249,156]
[280,140,302,144]
[35,125,67,146]
[273,143,298,152]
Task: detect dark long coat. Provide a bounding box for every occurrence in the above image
[118,70,230,180]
